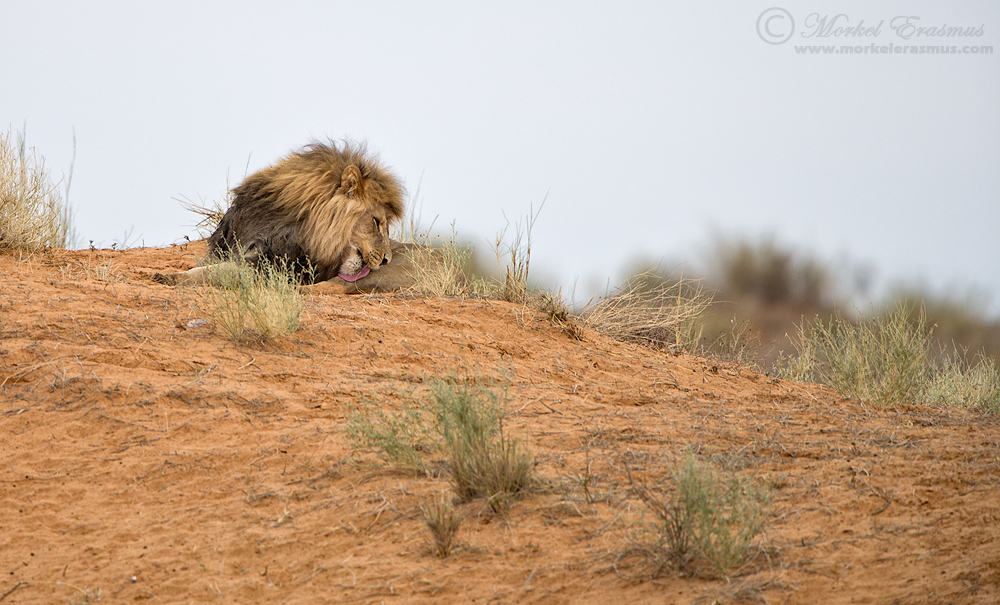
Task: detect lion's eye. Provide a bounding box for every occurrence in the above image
[373,217,380,228]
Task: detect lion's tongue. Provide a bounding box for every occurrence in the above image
[338,265,371,283]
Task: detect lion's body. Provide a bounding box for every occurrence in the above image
[207,141,403,282]
[157,239,438,295]
[303,240,441,294]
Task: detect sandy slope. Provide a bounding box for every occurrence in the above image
[1,245,998,604]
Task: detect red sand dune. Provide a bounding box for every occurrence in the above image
[1,245,998,603]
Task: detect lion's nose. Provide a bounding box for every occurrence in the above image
[380,257,389,266]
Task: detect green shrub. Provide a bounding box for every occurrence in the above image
[674,455,769,575]
[348,379,534,511]
[631,454,770,577]
[781,304,932,407]
[781,304,1000,415]
[426,380,534,510]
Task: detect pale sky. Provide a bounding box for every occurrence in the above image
[3,1,998,311]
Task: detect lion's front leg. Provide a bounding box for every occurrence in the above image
[152,265,209,286]
[300,280,355,295]
[152,263,238,287]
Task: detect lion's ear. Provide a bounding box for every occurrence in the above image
[340,164,362,196]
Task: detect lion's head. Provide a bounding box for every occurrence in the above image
[334,164,402,281]
[335,183,395,281]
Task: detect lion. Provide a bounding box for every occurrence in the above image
[155,140,403,286]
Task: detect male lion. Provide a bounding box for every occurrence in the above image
[155,141,403,286]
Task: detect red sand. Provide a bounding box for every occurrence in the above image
[1,245,998,603]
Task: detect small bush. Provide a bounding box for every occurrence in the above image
[0,127,74,252]
[584,275,711,352]
[348,379,534,511]
[780,304,932,407]
[630,454,769,578]
[711,236,833,308]
[427,380,534,511]
[421,493,463,557]
[210,258,303,342]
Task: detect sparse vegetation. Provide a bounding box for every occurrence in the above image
[891,288,1000,361]
[348,378,535,512]
[67,586,103,605]
[392,205,486,297]
[706,316,761,369]
[779,303,1000,414]
[396,205,593,344]
[346,403,429,475]
[0,127,74,252]
[405,235,485,298]
[488,203,542,304]
[398,204,544,304]
[420,493,463,557]
[209,256,303,342]
[629,453,770,578]
[88,259,121,283]
[926,352,1000,415]
[780,304,932,407]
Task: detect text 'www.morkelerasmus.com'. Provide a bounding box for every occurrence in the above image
[757,9,995,56]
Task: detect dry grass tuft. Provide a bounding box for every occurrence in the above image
[396,204,549,306]
[584,275,712,352]
[209,256,303,342]
[178,194,231,239]
[0,127,74,252]
[926,352,1000,415]
[405,237,485,298]
[88,259,122,283]
[488,203,543,304]
[538,291,584,340]
[421,493,463,557]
